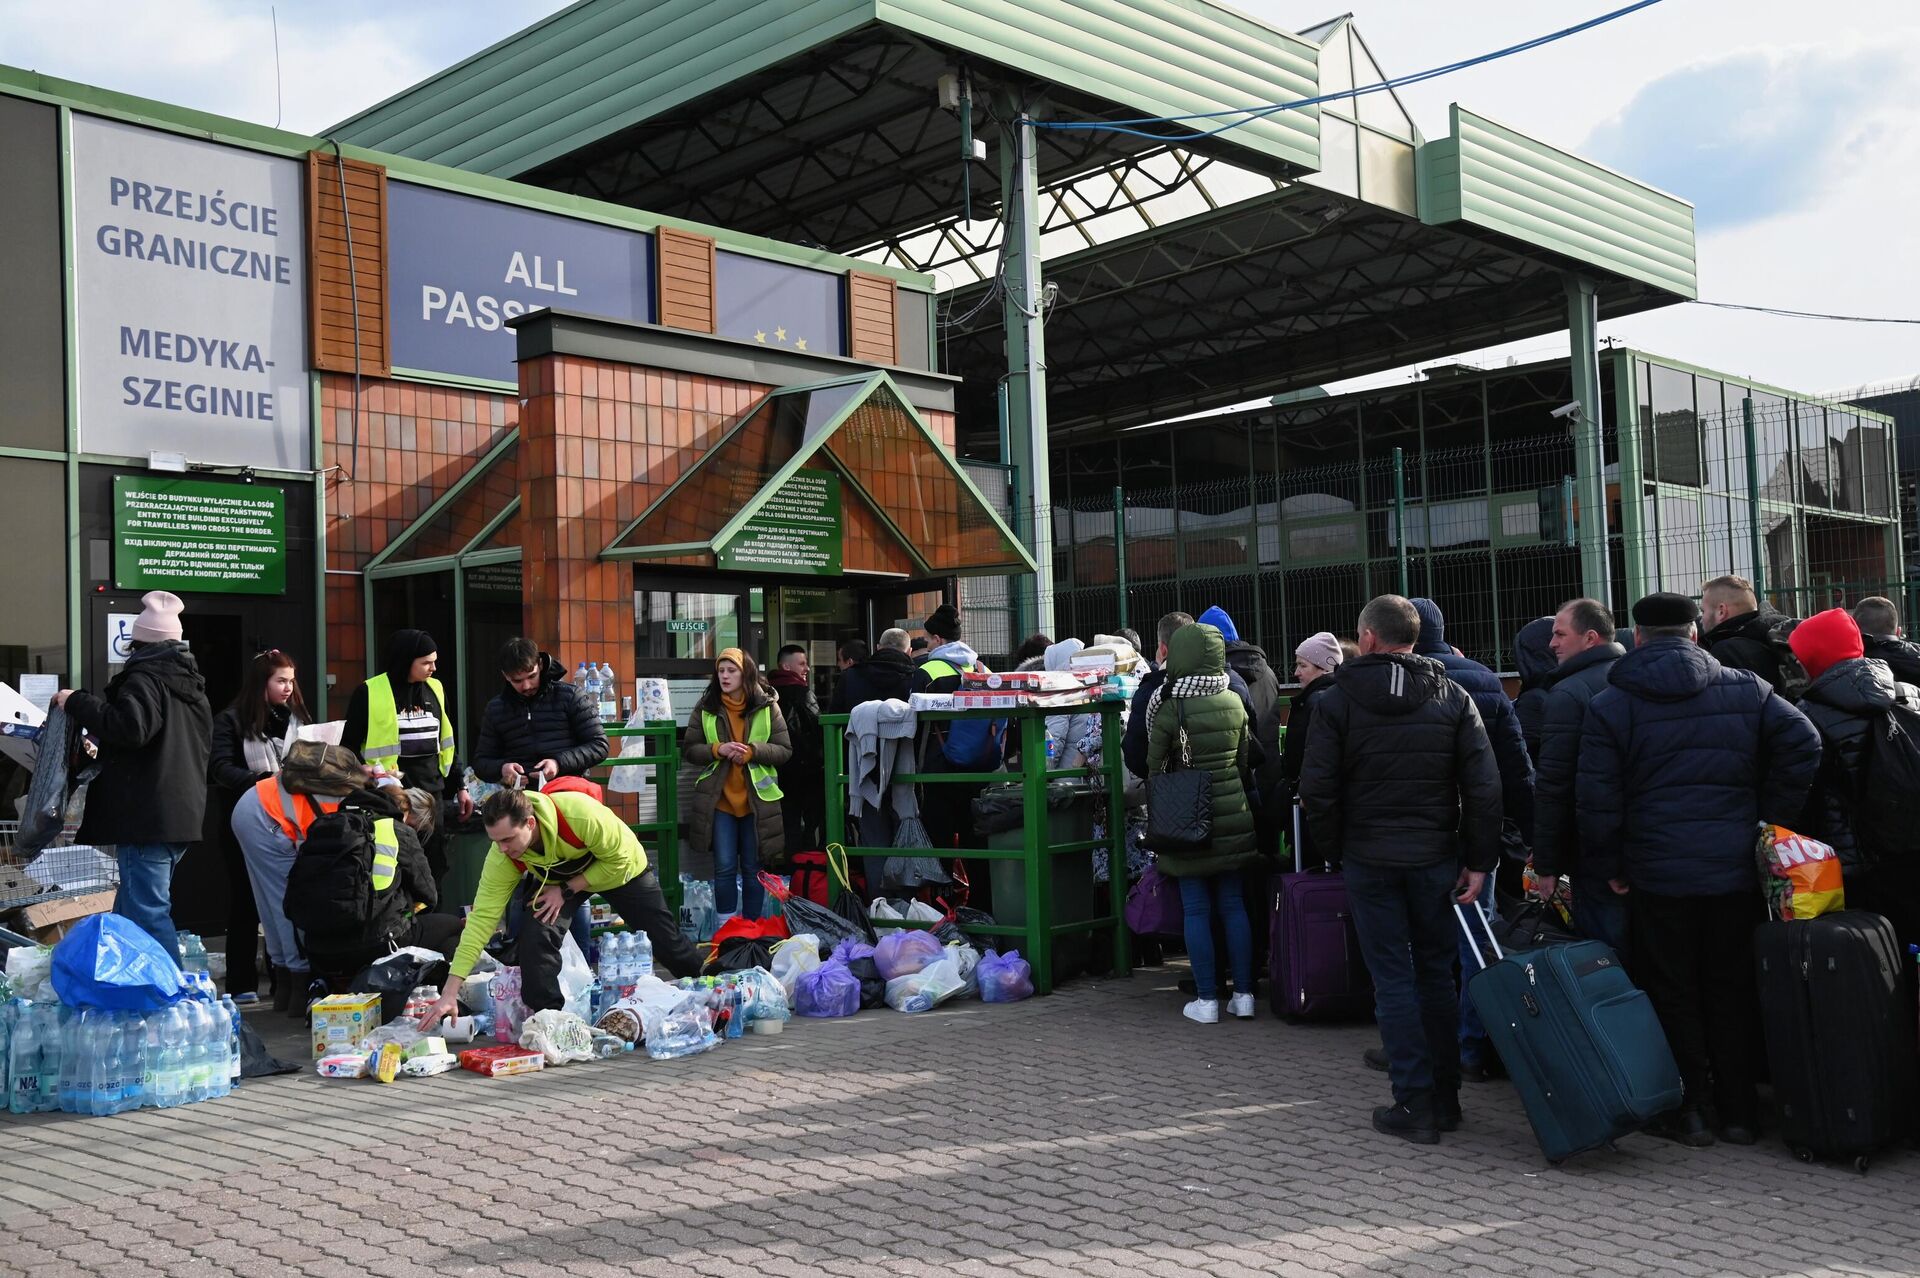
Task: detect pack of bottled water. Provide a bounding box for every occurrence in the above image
[5,979,242,1117]
[593,931,655,1011]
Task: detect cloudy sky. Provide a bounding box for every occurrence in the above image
[3,0,1913,397]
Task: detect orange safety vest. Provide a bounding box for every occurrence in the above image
[253,777,342,842]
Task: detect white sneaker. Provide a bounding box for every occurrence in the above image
[1227,993,1257,1020]
[1182,998,1220,1024]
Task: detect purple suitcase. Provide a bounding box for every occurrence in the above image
[1270,804,1374,1020]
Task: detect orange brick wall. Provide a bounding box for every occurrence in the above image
[320,375,516,693]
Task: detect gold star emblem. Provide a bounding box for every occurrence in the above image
[754,330,767,344]
[774,327,787,343]
[795,337,808,351]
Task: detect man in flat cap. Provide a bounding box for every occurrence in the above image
[1576,592,1818,1149]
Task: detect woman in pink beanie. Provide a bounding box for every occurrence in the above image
[54,591,212,959]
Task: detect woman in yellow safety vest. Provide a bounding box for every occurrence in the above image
[682,647,793,922]
[343,629,473,876]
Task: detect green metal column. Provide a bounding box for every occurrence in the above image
[1565,275,1611,604]
[1113,485,1128,633]
[998,100,1055,635]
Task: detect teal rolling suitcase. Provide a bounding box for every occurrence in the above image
[1456,903,1683,1163]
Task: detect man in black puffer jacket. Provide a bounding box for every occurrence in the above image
[832,629,917,712]
[1301,594,1502,1145]
[1700,574,1801,698]
[1789,608,1920,957]
[473,639,609,788]
[1577,592,1819,1149]
[1851,595,1920,686]
[1529,598,1627,953]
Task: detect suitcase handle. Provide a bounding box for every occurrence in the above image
[1292,802,1334,874]
[1453,898,1503,969]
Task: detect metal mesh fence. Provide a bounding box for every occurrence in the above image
[961,394,1904,674]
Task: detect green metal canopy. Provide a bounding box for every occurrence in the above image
[603,370,1036,576]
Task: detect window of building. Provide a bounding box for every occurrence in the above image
[1750,391,1795,504]
[1639,362,1703,487]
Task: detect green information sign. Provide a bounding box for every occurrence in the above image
[717,468,843,576]
[666,618,711,634]
[114,476,287,595]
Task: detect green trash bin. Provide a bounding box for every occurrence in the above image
[979,781,1098,983]
[436,832,494,914]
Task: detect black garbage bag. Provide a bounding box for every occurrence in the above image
[348,951,450,1023]
[239,1018,302,1078]
[1490,892,1577,952]
[971,780,1092,837]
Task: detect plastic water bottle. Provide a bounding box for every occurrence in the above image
[57,1010,84,1114]
[575,661,591,697]
[8,1001,38,1115]
[631,929,654,980]
[120,1012,148,1113]
[141,1011,165,1109]
[597,663,619,720]
[37,1006,63,1113]
[221,996,242,1089]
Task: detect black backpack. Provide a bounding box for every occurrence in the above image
[1849,701,1920,861]
[283,805,386,960]
[1762,616,1810,702]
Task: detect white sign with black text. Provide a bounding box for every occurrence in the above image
[71,115,310,468]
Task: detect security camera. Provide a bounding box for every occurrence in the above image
[1549,401,1583,421]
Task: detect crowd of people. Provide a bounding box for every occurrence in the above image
[36,575,1920,1157]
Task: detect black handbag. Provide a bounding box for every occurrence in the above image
[1144,701,1213,854]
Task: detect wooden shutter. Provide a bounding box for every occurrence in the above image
[656,227,716,332]
[306,151,390,377]
[847,270,898,365]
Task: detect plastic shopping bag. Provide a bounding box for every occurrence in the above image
[883,956,965,1013]
[50,913,186,1011]
[869,896,905,935]
[607,706,650,794]
[794,960,862,1018]
[349,946,451,1024]
[770,934,823,999]
[976,949,1035,1003]
[874,930,945,981]
[558,933,594,1021]
[642,994,720,1059]
[1758,824,1846,921]
[734,967,790,1024]
[829,937,886,1009]
[520,1009,597,1064]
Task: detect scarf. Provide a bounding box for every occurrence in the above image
[719,686,752,818]
[1144,672,1229,738]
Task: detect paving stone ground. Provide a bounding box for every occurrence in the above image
[0,964,1914,1278]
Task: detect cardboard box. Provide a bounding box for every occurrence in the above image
[950,691,1027,710]
[960,670,1044,690]
[310,992,382,1060]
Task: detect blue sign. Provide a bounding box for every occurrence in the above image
[387,182,654,382]
[715,250,845,358]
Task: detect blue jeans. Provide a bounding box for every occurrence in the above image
[1344,859,1462,1102]
[115,842,187,962]
[712,811,763,918]
[1571,873,1630,957]
[1456,894,1495,1059]
[1178,873,1252,1001]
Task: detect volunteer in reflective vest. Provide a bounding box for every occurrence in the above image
[304,781,462,978]
[682,648,794,924]
[230,771,352,1013]
[342,628,473,877]
[415,786,704,1028]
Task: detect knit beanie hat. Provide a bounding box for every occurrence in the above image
[926,604,962,641]
[1788,608,1863,682]
[130,591,186,643]
[1294,631,1343,674]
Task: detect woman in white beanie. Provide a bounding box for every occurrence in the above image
[1277,632,1344,856]
[54,590,213,960]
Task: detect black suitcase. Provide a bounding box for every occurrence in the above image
[1754,910,1913,1171]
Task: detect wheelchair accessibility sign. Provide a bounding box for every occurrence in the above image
[108,613,138,664]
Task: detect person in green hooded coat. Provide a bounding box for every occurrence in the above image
[1147,621,1259,1024]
